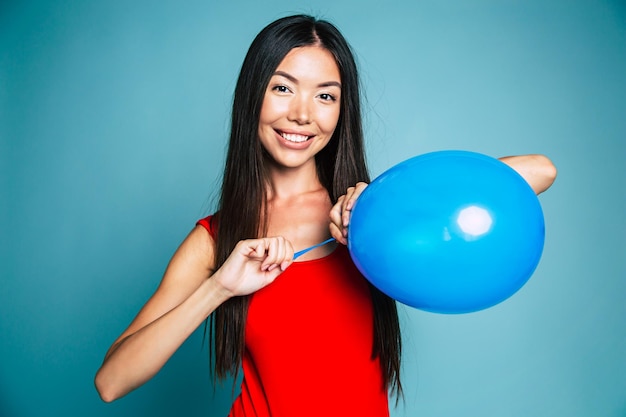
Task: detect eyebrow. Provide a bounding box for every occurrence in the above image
[273,71,342,89]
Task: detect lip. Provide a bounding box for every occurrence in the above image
[274,129,316,150]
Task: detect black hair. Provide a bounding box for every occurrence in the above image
[211,14,402,398]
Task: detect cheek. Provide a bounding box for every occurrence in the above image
[259,94,290,124]
[258,96,273,125]
[319,107,341,134]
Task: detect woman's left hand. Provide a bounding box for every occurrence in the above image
[329,182,368,245]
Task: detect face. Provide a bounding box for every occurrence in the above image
[258,46,342,171]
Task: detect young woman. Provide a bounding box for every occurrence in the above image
[95,14,556,416]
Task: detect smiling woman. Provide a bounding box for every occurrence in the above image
[94,14,402,417]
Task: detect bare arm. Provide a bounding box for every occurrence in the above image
[94,226,293,402]
[499,154,557,195]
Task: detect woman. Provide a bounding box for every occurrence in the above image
[95,14,556,416]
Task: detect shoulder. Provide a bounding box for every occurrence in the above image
[161,214,219,282]
[151,222,217,300]
[196,214,218,240]
[186,216,217,273]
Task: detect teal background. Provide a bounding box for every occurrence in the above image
[1,0,624,416]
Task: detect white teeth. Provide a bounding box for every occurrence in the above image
[281,132,309,143]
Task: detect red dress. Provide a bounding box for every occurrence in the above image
[197,216,389,417]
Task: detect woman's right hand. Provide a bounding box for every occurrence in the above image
[213,236,294,298]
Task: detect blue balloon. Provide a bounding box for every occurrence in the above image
[348,151,545,314]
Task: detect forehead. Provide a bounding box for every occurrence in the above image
[274,46,341,82]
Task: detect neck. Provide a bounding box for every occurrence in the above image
[265,159,324,201]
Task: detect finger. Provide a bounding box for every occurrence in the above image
[263,266,284,285]
[343,183,368,225]
[343,186,356,211]
[342,187,355,227]
[242,239,267,260]
[329,221,347,245]
[329,197,349,244]
[329,195,345,229]
[268,236,291,272]
[268,236,286,272]
[260,238,279,271]
[347,182,368,209]
[280,240,295,271]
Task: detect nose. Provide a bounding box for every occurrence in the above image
[288,95,312,125]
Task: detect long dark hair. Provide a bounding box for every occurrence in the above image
[211,14,402,397]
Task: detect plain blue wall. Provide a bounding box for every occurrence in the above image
[1,0,624,416]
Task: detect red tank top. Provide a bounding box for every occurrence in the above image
[197,216,389,417]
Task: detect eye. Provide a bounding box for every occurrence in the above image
[272,85,291,94]
[318,93,337,102]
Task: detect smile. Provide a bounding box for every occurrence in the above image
[280,132,311,143]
